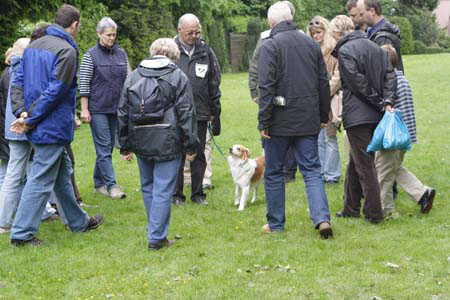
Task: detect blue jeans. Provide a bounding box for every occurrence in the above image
[264,135,331,231]
[318,128,341,182]
[0,141,57,228]
[90,113,118,189]
[137,155,181,243]
[0,159,8,188]
[10,144,89,240]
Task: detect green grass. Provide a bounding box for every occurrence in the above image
[1,53,449,300]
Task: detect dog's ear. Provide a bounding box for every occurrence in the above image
[242,147,251,161]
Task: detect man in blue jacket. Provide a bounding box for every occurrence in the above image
[9,4,104,246]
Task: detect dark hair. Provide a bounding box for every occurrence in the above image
[382,44,397,69]
[30,24,49,42]
[346,0,358,11]
[364,0,382,15]
[54,4,80,28]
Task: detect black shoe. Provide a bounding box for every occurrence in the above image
[83,214,104,232]
[364,216,383,224]
[192,197,208,206]
[148,238,174,250]
[418,188,436,213]
[318,222,333,239]
[335,210,359,218]
[172,197,186,206]
[11,237,43,247]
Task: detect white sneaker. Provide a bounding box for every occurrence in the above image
[94,186,109,196]
[0,227,10,234]
[109,186,126,199]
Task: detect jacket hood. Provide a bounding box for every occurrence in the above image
[270,20,297,37]
[376,21,401,38]
[10,55,22,68]
[332,30,366,58]
[46,24,78,52]
[137,56,177,77]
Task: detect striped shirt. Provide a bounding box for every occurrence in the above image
[79,51,131,97]
[394,70,417,144]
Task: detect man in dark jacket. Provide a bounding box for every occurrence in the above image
[258,2,332,238]
[172,13,221,206]
[357,0,404,72]
[330,15,396,223]
[9,4,104,246]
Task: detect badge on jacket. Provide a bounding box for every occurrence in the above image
[195,63,208,78]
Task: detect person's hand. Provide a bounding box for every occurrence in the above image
[121,151,133,161]
[320,123,328,128]
[20,112,28,118]
[385,104,395,112]
[186,153,197,162]
[209,115,215,122]
[74,115,81,129]
[80,109,91,123]
[260,129,270,139]
[11,118,34,133]
[252,97,258,103]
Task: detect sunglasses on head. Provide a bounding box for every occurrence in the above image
[309,20,321,26]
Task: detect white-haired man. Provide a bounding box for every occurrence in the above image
[258,2,332,238]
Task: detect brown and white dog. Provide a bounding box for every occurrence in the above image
[227,144,265,211]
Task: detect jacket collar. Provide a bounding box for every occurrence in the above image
[45,24,78,53]
[137,56,177,77]
[332,31,366,58]
[174,36,207,56]
[270,20,297,38]
[97,41,118,53]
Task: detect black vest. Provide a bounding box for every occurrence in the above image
[88,42,128,113]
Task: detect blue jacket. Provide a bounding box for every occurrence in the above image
[11,24,78,145]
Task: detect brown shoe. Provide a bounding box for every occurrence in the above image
[148,238,174,250]
[318,222,333,239]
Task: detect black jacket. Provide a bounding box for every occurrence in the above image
[258,21,330,136]
[0,66,10,160]
[332,31,397,130]
[368,19,404,72]
[174,37,221,121]
[118,57,199,161]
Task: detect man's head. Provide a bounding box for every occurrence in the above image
[267,2,293,29]
[281,1,296,17]
[357,0,382,27]
[330,15,355,41]
[177,13,201,46]
[382,44,398,69]
[54,4,80,38]
[346,0,363,28]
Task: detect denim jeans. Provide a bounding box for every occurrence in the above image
[90,113,118,189]
[0,141,57,228]
[137,155,181,243]
[10,144,89,241]
[0,159,8,188]
[318,128,341,182]
[264,135,331,231]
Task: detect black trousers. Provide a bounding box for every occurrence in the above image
[344,124,383,221]
[173,120,207,201]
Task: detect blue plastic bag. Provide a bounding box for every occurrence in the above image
[367,110,411,152]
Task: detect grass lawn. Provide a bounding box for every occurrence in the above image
[1,53,449,300]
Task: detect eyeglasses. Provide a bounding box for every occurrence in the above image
[309,20,321,26]
[186,31,201,37]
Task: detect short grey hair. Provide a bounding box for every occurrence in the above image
[96,17,117,34]
[150,38,180,61]
[281,1,296,16]
[268,2,293,25]
[178,13,200,29]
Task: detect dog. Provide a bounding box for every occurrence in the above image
[227,144,265,211]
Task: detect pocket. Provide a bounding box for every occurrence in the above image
[133,124,178,157]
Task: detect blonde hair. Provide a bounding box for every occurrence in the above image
[5,38,30,65]
[307,16,336,57]
[330,15,355,37]
[149,38,180,61]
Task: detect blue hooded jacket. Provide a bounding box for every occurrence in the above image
[11,24,78,145]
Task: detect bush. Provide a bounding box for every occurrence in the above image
[207,19,230,72]
[389,16,414,54]
[413,40,427,54]
[437,29,450,49]
[405,8,440,46]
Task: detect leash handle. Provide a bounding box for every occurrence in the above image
[208,123,227,161]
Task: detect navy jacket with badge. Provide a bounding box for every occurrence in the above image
[258,21,330,136]
[174,37,221,121]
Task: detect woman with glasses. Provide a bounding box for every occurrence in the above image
[307,16,342,184]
